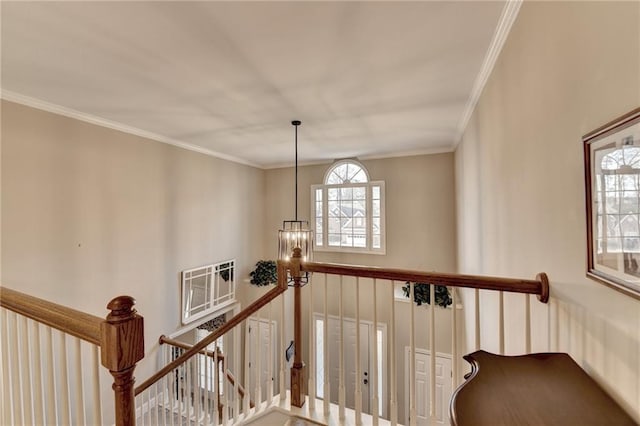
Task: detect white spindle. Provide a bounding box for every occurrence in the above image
[195,352,201,424]
[214,347,220,425]
[185,353,191,423]
[323,274,330,416]
[203,348,209,425]
[255,311,262,409]
[268,301,274,403]
[233,320,240,419]
[451,288,459,387]
[30,321,44,425]
[161,371,168,426]
[372,278,379,425]
[338,275,345,419]
[58,333,71,426]
[19,316,33,425]
[9,313,22,425]
[389,281,398,426]
[1,309,14,426]
[44,327,56,424]
[409,282,416,426]
[221,341,229,425]
[280,295,286,399]
[74,337,86,425]
[429,284,436,423]
[308,281,316,410]
[169,355,176,426]
[355,277,362,425]
[91,345,102,425]
[525,294,532,353]
[499,291,505,354]
[474,289,481,350]
[243,319,250,417]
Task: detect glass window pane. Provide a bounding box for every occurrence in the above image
[328,188,339,200]
[372,200,380,217]
[351,169,368,183]
[329,218,341,233]
[372,186,380,199]
[328,201,339,217]
[340,201,353,217]
[373,217,381,233]
[354,187,366,199]
[316,202,323,217]
[373,235,381,249]
[316,188,323,201]
[328,234,341,246]
[341,187,353,200]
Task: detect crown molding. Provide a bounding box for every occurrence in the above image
[0,89,262,169]
[454,0,522,147]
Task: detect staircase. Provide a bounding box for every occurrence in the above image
[1,253,550,425]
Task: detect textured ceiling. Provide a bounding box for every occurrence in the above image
[1,1,506,168]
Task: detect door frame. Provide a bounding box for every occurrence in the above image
[313,312,388,418]
[403,347,452,425]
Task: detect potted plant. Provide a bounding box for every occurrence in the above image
[401,282,452,307]
[249,260,278,286]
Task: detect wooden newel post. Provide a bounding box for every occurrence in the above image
[101,296,145,426]
[290,247,306,408]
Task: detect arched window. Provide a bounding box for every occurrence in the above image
[311,160,385,253]
[596,146,640,255]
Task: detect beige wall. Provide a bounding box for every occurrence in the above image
[1,100,266,401]
[456,1,640,420]
[265,154,458,422]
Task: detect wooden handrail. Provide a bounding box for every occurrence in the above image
[135,276,288,395]
[0,286,103,345]
[301,262,550,303]
[160,335,225,360]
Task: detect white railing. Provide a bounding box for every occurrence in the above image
[134,267,289,426]
[0,288,145,426]
[297,261,549,426]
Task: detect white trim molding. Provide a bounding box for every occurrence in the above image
[0,89,261,169]
[455,0,523,146]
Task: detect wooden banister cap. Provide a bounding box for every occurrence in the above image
[106,296,137,322]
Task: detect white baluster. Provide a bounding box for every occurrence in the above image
[1,309,14,425]
[525,294,532,353]
[185,352,192,422]
[169,352,176,426]
[499,291,505,354]
[8,313,22,425]
[73,337,86,424]
[474,289,481,350]
[44,326,56,424]
[195,351,201,424]
[233,320,240,420]
[203,347,209,425]
[372,278,379,425]
[323,274,330,416]
[429,285,436,423]
[308,281,316,411]
[161,370,168,426]
[30,321,44,425]
[221,341,229,425]
[268,301,274,404]
[409,282,416,426]
[58,332,71,425]
[243,319,250,417]
[255,310,262,409]
[280,295,286,400]
[19,316,33,425]
[355,277,362,425]
[339,275,345,420]
[389,281,398,426]
[214,347,220,426]
[92,345,102,425]
[451,288,459,388]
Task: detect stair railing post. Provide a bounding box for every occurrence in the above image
[290,247,306,408]
[101,296,145,426]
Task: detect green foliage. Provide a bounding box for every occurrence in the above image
[401,282,452,308]
[249,260,278,286]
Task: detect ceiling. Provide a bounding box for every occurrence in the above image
[1,1,509,168]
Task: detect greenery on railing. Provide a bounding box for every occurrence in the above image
[249,260,278,286]
[402,282,452,307]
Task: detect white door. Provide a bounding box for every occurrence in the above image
[404,348,452,425]
[247,318,277,403]
[315,315,370,413]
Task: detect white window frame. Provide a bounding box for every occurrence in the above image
[311,161,386,254]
